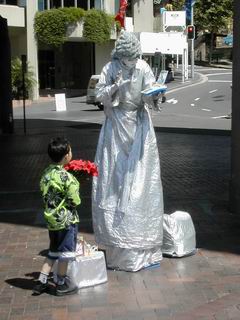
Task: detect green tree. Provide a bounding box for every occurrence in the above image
[11,58,36,99]
[194,0,233,63]
[171,0,185,11]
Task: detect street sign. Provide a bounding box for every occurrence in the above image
[164,11,186,27]
[185,0,195,24]
[224,34,233,46]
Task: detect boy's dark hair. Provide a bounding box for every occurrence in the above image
[48,137,70,163]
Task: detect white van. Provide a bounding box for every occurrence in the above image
[86,75,104,110]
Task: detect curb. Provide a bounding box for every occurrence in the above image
[154,126,231,136]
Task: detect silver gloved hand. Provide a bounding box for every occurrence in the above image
[115,70,131,89]
[143,92,166,111]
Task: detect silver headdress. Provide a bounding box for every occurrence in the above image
[111,30,142,60]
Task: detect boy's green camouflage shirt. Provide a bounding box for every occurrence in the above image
[40,164,81,230]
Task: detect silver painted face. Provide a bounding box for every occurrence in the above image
[122,58,138,69]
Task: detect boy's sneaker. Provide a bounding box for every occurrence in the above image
[56,282,78,296]
[32,281,48,295]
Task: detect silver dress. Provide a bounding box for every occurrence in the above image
[92,58,164,271]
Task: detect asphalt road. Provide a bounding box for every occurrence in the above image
[13,66,232,131]
[151,67,232,130]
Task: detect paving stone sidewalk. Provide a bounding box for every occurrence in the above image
[0,113,240,319]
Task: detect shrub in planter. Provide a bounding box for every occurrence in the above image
[34,7,85,47]
[59,7,85,23]
[34,7,117,46]
[83,9,115,44]
[11,57,36,100]
[34,9,68,46]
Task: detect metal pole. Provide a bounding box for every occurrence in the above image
[229,0,240,214]
[21,55,27,135]
[182,50,185,83]
[190,4,194,78]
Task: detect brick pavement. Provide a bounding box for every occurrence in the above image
[0,116,240,319]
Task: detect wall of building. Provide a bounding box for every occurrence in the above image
[104,0,115,14]
[10,31,26,57]
[95,41,115,75]
[132,0,154,32]
[0,5,25,27]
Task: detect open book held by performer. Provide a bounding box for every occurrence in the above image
[141,70,168,96]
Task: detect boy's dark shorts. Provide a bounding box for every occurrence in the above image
[47,224,78,261]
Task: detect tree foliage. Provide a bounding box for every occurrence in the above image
[11,58,36,99]
[172,0,185,11]
[194,0,233,33]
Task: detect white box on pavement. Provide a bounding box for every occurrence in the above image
[55,93,66,112]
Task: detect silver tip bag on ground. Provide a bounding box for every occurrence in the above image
[162,211,196,257]
[53,251,108,289]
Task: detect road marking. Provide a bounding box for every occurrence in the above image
[202,109,211,112]
[209,89,218,94]
[167,98,178,104]
[194,98,200,101]
[206,72,232,76]
[212,115,229,119]
[208,80,232,83]
[167,72,208,95]
[195,68,229,72]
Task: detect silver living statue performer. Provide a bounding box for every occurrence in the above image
[92,30,164,271]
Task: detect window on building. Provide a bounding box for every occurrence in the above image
[77,0,94,10]
[95,0,104,10]
[77,0,85,9]
[50,0,61,8]
[38,0,96,11]
[64,0,74,7]
[77,0,87,9]
[38,0,45,10]
[0,0,18,5]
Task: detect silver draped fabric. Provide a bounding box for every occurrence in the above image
[92,58,164,270]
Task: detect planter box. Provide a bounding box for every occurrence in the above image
[67,21,117,41]
[67,21,83,41]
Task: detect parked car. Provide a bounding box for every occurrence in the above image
[86,75,104,110]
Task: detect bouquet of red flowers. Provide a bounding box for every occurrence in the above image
[64,159,98,183]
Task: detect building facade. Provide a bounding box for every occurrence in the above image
[0,0,157,100]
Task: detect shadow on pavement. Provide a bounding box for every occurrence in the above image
[1,119,238,254]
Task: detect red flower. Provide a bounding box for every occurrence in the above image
[64,159,98,181]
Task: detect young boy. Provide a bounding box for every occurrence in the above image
[33,137,81,296]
